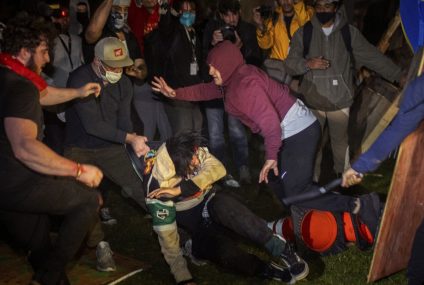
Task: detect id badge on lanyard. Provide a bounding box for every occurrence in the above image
[190,62,198,76]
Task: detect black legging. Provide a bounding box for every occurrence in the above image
[176,191,272,277]
[271,120,356,212]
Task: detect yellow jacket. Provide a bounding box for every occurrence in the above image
[257,1,314,60]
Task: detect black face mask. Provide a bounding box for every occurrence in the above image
[77,12,89,28]
[316,12,336,25]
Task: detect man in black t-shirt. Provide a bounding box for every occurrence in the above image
[0,14,103,285]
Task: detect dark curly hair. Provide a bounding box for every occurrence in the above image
[218,0,240,15]
[166,131,207,177]
[2,11,56,56]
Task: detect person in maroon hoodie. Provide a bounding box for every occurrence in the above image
[152,40,382,243]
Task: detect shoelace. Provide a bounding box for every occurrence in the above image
[281,244,300,266]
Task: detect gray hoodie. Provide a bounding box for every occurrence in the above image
[284,7,402,111]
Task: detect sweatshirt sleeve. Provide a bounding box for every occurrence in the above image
[190,148,226,190]
[175,81,223,101]
[352,75,424,173]
[350,25,402,83]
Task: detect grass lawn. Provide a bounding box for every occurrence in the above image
[104,153,408,285]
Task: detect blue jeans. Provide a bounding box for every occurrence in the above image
[205,106,249,170]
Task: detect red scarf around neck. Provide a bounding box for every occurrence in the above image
[0,53,48,94]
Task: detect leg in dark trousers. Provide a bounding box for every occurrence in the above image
[0,211,51,271]
[408,219,424,285]
[191,222,267,277]
[207,192,273,246]
[273,121,356,213]
[0,177,99,285]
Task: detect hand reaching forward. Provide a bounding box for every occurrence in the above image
[147,187,182,199]
[259,159,278,183]
[76,164,103,188]
[151,76,176,98]
[78,82,101,98]
[127,134,150,157]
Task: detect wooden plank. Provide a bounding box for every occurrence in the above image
[368,121,424,282]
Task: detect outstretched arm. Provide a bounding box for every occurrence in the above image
[152,76,223,102]
[40,83,101,106]
[5,117,103,187]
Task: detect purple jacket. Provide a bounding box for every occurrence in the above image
[174,41,296,160]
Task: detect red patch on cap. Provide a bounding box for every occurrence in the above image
[114,48,123,57]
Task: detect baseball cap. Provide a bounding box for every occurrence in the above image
[113,0,131,6]
[94,37,134,68]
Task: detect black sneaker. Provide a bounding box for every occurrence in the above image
[262,262,295,284]
[358,192,382,238]
[279,239,309,281]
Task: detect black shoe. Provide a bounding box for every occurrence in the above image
[261,262,295,284]
[279,241,309,281]
[358,192,382,239]
[32,269,70,285]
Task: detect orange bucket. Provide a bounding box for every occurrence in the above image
[301,210,338,252]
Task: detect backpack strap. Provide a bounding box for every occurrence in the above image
[340,23,355,69]
[302,21,313,58]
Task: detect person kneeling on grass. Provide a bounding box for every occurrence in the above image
[144,132,309,284]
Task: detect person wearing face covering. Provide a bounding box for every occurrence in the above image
[83,0,147,82]
[284,0,403,182]
[64,37,151,272]
[156,0,204,135]
[152,40,384,249]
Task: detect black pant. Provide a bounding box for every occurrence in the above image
[408,219,424,285]
[0,176,99,284]
[176,191,273,277]
[271,121,356,212]
[65,145,146,246]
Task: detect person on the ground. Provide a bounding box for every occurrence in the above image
[144,131,309,284]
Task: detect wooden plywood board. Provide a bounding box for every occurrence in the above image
[368,122,424,282]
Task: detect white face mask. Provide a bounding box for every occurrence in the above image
[99,62,122,84]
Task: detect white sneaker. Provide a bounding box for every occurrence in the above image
[96,241,116,272]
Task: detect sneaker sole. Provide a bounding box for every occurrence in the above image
[292,262,309,281]
[96,265,116,272]
[270,262,296,284]
[101,219,117,226]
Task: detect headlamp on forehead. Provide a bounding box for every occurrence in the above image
[49,4,68,18]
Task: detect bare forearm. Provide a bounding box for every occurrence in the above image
[85,0,112,44]
[40,86,80,106]
[16,138,78,177]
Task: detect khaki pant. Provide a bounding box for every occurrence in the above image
[312,108,351,181]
